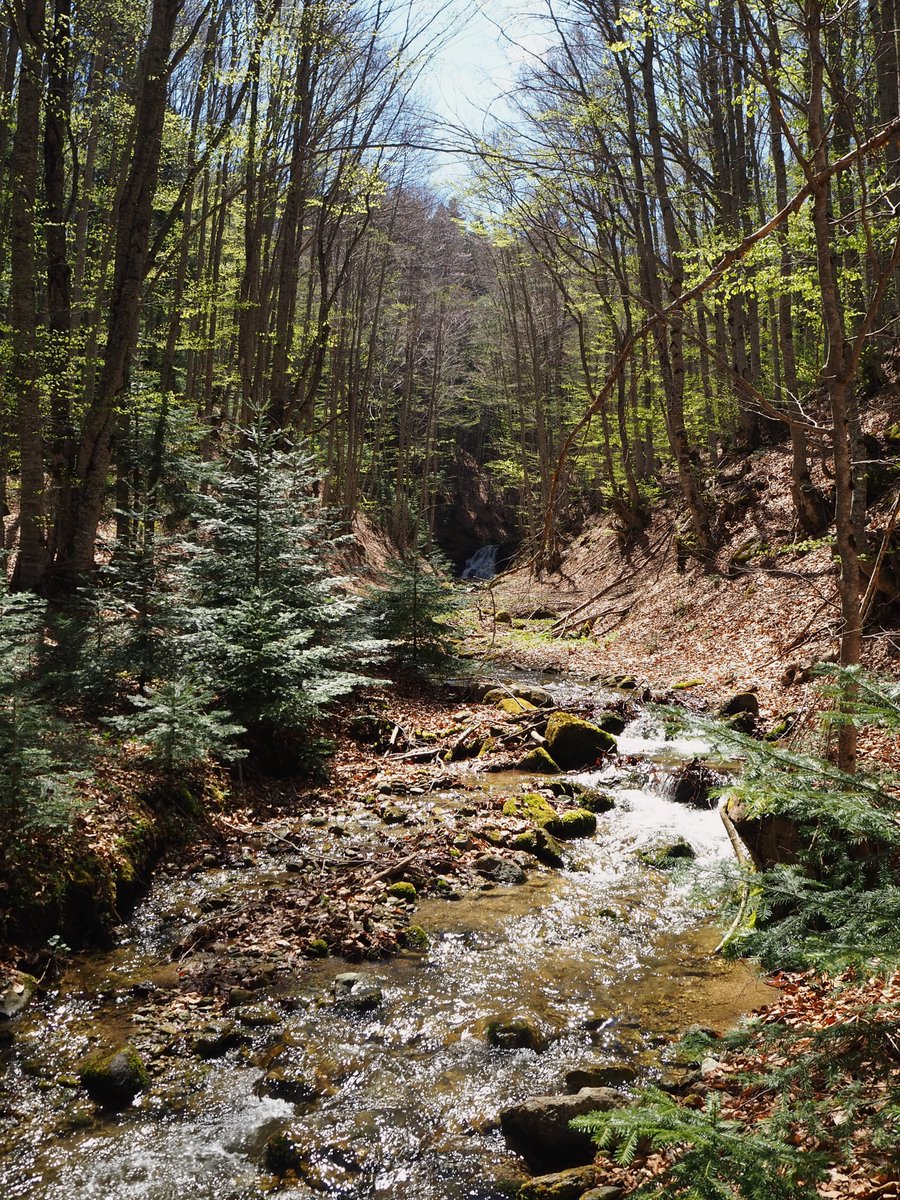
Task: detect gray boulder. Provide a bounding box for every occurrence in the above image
[500,1086,627,1170]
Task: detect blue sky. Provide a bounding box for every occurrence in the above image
[418,0,551,190]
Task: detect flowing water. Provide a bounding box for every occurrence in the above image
[0,714,771,1200]
[461,546,500,581]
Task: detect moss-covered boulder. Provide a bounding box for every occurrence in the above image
[518,746,560,773]
[517,1165,599,1200]
[78,1045,149,1106]
[765,711,798,741]
[638,839,696,868]
[400,925,430,951]
[579,790,616,814]
[503,792,559,826]
[544,712,616,769]
[511,827,565,867]
[497,696,538,716]
[485,685,553,708]
[544,809,597,840]
[592,711,627,736]
[387,880,417,902]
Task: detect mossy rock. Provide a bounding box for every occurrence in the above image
[547,779,586,798]
[478,736,498,757]
[78,1044,149,1106]
[511,827,565,867]
[494,611,513,625]
[484,686,552,707]
[765,711,798,742]
[517,1165,599,1200]
[400,925,430,951]
[723,711,755,734]
[347,714,394,745]
[638,839,696,868]
[518,746,560,773]
[387,881,417,902]
[502,793,559,826]
[497,696,538,716]
[673,678,704,690]
[544,712,616,769]
[544,808,597,840]
[578,789,616,814]
[592,711,627,736]
[263,1127,306,1175]
[304,937,329,959]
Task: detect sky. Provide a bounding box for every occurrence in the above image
[416,0,552,192]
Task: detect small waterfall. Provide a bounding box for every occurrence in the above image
[461,543,500,580]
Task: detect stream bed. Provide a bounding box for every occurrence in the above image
[0,716,771,1200]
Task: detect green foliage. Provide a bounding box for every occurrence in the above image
[180,416,381,759]
[0,594,86,858]
[366,548,464,676]
[571,1087,824,1199]
[106,679,245,774]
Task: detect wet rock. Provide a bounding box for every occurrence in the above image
[544,809,597,840]
[511,827,565,868]
[500,1087,628,1170]
[332,972,383,1012]
[601,675,638,690]
[565,1065,637,1091]
[399,924,430,950]
[485,685,553,707]
[232,1003,282,1027]
[578,790,616,814]
[263,1127,306,1175]
[638,839,696,868]
[670,760,719,808]
[547,780,586,798]
[257,1063,319,1103]
[227,987,255,1007]
[516,1164,598,1200]
[380,804,408,825]
[190,1019,240,1058]
[592,711,627,736]
[518,746,561,773]
[78,1044,149,1107]
[0,971,37,1019]
[544,713,616,770]
[473,854,527,886]
[484,1017,544,1051]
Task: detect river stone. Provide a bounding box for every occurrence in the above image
[581,1189,625,1200]
[670,761,719,809]
[485,1017,544,1051]
[565,1065,637,1091]
[638,839,696,868]
[484,686,553,708]
[0,971,37,1019]
[592,711,627,736]
[544,808,597,840]
[500,1087,628,1169]
[516,1164,598,1200]
[547,780,586,798]
[190,1019,240,1059]
[718,690,759,719]
[544,713,616,770]
[518,746,561,773]
[232,1003,282,1027]
[511,827,564,868]
[78,1044,149,1106]
[600,675,638,690]
[332,972,383,1012]
[263,1127,306,1175]
[257,1064,319,1103]
[497,696,538,716]
[578,790,616,814]
[474,854,527,885]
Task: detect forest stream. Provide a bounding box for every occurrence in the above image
[0,686,772,1200]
